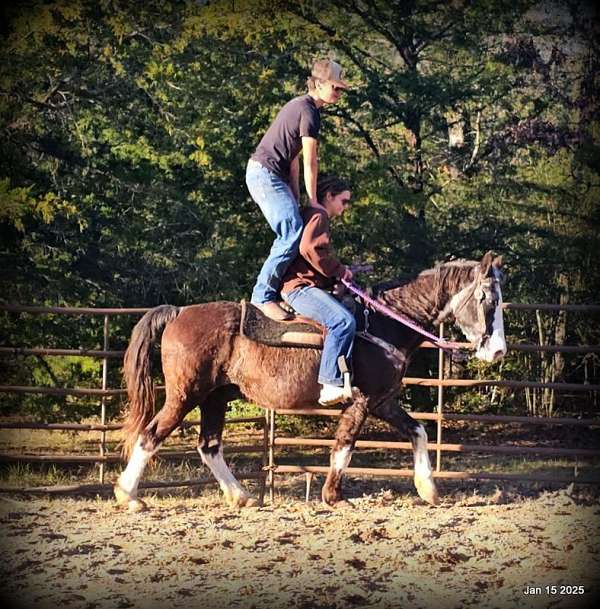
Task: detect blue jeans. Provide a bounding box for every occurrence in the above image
[283,286,356,386]
[246,159,303,304]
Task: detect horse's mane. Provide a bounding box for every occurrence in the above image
[373,260,478,325]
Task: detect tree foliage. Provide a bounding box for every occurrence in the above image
[0,0,598,419]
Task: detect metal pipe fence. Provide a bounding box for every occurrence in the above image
[0,301,598,498]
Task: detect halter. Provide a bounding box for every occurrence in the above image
[341,279,465,353]
[434,272,478,325]
[433,268,500,350]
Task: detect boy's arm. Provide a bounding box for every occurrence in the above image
[301,137,325,210]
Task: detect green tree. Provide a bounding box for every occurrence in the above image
[0,0,597,420]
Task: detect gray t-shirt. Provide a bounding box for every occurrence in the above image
[251,95,321,182]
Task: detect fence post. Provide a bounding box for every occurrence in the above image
[436,322,445,472]
[268,409,275,504]
[258,408,269,506]
[99,315,109,484]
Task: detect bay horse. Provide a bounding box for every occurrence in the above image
[115,252,506,512]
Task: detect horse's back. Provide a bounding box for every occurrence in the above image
[162,301,240,345]
[160,302,241,389]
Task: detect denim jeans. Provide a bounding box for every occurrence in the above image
[246,159,304,304]
[283,286,356,386]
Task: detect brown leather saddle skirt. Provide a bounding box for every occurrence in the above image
[240,300,324,348]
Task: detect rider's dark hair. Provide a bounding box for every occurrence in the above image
[316,174,351,205]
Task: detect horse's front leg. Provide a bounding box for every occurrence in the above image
[322,391,369,507]
[371,400,439,505]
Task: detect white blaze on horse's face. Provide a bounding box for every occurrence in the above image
[475,267,507,362]
[452,263,507,363]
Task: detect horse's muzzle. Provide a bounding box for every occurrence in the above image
[475,331,507,362]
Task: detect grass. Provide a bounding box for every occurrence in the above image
[1,462,83,488]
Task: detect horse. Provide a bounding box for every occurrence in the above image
[114,252,506,512]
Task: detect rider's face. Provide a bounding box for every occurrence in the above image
[316,80,345,104]
[324,190,351,218]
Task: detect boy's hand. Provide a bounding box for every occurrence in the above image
[309,198,326,210]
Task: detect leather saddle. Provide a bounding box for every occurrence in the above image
[240,300,326,348]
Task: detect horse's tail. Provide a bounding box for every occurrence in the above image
[121,305,181,460]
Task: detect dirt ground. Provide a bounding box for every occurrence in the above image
[0,479,599,609]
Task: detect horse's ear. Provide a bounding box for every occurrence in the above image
[492,255,503,269]
[480,251,494,274]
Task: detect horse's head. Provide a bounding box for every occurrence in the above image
[442,252,507,363]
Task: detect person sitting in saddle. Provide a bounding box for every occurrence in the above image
[280,175,356,406]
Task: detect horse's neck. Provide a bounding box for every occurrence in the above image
[377,264,477,326]
[367,311,423,357]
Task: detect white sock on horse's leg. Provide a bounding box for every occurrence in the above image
[333,445,352,475]
[412,425,439,505]
[198,445,255,507]
[413,426,433,478]
[322,445,354,506]
[117,436,157,498]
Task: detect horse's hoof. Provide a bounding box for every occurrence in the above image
[127,498,148,513]
[114,483,148,512]
[415,476,440,506]
[114,482,133,507]
[226,490,258,509]
[324,499,353,509]
[321,487,345,507]
[243,496,259,508]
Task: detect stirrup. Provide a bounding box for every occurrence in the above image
[337,356,353,400]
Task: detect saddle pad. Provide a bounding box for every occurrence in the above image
[240,300,323,349]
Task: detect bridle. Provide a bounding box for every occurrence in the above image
[435,268,500,349]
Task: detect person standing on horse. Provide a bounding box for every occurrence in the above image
[246,59,349,321]
[281,175,355,406]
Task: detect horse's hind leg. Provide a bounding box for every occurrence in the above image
[371,400,439,505]
[197,386,258,509]
[115,394,191,512]
[322,391,369,507]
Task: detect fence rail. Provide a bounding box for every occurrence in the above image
[0,446,266,464]
[274,408,600,426]
[0,301,598,497]
[4,344,600,359]
[2,376,599,398]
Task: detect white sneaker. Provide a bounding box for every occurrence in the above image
[318,383,349,406]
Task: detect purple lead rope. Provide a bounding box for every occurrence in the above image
[341,279,464,353]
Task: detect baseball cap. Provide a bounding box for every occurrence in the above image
[311,59,350,89]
